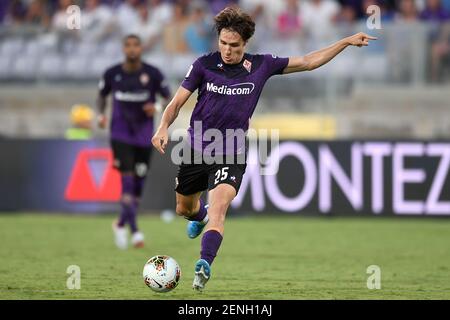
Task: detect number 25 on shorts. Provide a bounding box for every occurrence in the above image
[214,167,229,185]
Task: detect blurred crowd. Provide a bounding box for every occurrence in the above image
[1,0,450,82]
[2,1,450,45]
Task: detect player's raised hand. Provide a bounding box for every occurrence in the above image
[97,114,107,129]
[347,32,377,47]
[143,103,156,117]
[151,127,169,154]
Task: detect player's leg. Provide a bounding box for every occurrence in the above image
[176,192,209,238]
[175,161,210,238]
[175,191,203,218]
[192,162,246,291]
[129,145,153,248]
[119,172,137,240]
[192,183,236,291]
[111,140,136,249]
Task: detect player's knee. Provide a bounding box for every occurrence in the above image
[122,193,134,205]
[175,204,194,217]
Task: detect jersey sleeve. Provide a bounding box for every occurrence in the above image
[263,54,290,78]
[155,69,171,99]
[98,69,112,97]
[181,58,204,93]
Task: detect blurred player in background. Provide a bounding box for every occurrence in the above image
[98,34,171,249]
[152,7,376,290]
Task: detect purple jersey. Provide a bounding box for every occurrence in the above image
[182,52,289,155]
[99,63,170,147]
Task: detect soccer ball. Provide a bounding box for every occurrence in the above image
[143,255,181,293]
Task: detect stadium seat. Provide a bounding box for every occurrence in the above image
[0,55,12,79]
[360,55,388,81]
[37,54,64,79]
[99,39,122,58]
[330,51,357,78]
[87,55,122,78]
[143,53,168,71]
[60,39,78,55]
[11,55,38,79]
[75,42,98,57]
[23,39,45,56]
[0,38,24,56]
[64,54,89,79]
[171,54,198,78]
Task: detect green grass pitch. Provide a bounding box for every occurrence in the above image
[0,213,449,300]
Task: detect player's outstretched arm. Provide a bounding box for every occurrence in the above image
[151,86,193,154]
[283,32,377,74]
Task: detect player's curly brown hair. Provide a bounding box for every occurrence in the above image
[214,6,255,42]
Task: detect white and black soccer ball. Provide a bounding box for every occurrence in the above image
[143,255,181,293]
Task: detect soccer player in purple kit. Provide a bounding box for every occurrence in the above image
[98,34,171,250]
[152,7,376,290]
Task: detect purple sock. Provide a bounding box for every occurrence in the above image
[119,175,138,233]
[200,230,223,265]
[187,199,208,222]
[133,176,145,198]
[127,201,138,233]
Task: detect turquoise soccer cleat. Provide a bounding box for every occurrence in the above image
[186,204,209,239]
[192,259,211,291]
[187,220,207,239]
